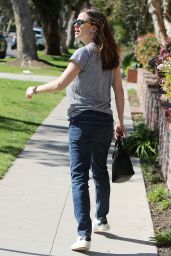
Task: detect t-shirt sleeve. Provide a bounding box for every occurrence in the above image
[69,47,89,71]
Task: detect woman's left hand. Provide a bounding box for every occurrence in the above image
[114,124,126,139]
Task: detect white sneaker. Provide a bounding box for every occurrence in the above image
[92,218,110,233]
[70,236,91,251]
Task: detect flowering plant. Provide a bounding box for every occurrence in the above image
[135,33,160,69]
[156,40,171,102]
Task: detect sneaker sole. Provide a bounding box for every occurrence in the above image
[70,242,90,251]
[71,246,90,251]
[93,224,110,233]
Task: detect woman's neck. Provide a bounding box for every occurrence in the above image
[82,39,94,46]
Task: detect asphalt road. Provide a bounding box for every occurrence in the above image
[6,37,16,57]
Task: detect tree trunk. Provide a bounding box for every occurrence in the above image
[6,19,13,34]
[11,0,38,61]
[66,11,75,48]
[148,0,167,44]
[163,0,171,37]
[32,0,62,56]
[59,7,71,54]
[60,29,68,54]
[66,0,90,48]
[44,18,61,55]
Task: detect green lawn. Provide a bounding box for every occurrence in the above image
[0,50,74,76]
[0,78,65,178]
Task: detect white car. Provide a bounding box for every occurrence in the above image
[10,28,46,50]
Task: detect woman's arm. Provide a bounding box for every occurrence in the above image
[26,61,80,98]
[112,66,125,135]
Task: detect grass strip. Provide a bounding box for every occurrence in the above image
[0,50,73,76]
[151,230,171,247]
[0,78,65,178]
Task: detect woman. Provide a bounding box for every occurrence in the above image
[26,7,125,251]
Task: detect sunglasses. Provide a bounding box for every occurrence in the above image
[73,19,89,26]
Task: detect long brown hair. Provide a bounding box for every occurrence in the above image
[80,8,120,70]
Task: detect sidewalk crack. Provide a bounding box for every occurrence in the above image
[49,185,71,256]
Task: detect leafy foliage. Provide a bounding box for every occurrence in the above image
[142,164,162,185]
[0,0,14,32]
[151,230,171,247]
[156,40,171,102]
[126,123,159,164]
[135,33,160,69]
[90,0,153,45]
[122,52,140,75]
[147,182,171,210]
[148,184,170,203]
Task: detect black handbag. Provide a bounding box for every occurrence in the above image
[112,135,135,183]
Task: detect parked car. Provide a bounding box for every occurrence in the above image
[0,33,7,58]
[10,28,46,50]
[33,27,46,50]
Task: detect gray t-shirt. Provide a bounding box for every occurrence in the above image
[66,42,114,118]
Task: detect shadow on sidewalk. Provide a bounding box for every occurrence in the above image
[0,247,49,256]
[94,232,155,246]
[0,233,156,256]
[18,124,70,167]
[82,232,156,256]
[0,247,157,256]
[84,253,157,256]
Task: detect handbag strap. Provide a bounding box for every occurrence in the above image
[115,135,126,149]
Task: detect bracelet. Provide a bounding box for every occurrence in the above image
[32,86,38,94]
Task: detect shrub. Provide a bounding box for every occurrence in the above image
[135,33,160,69]
[126,123,158,164]
[148,184,170,203]
[151,230,171,247]
[148,183,171,210]
[122,52,140,75]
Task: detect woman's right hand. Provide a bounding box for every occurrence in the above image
[26,87,35,99]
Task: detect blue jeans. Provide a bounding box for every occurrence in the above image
[69,110,113,237]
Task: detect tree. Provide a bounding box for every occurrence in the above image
[66,9,75,48]
[32,0,90,55]
[59,1,73,54]
[148,0,167,44]
[91,0,153,45]
[66,0,90,48]
[147,0,171,44]
[11,0,38,61]
[0,0,14,34]
[32,0,62,55]
[162,0,171,37]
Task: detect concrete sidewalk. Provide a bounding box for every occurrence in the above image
[0,72,56,82]
[0,81,158,256]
